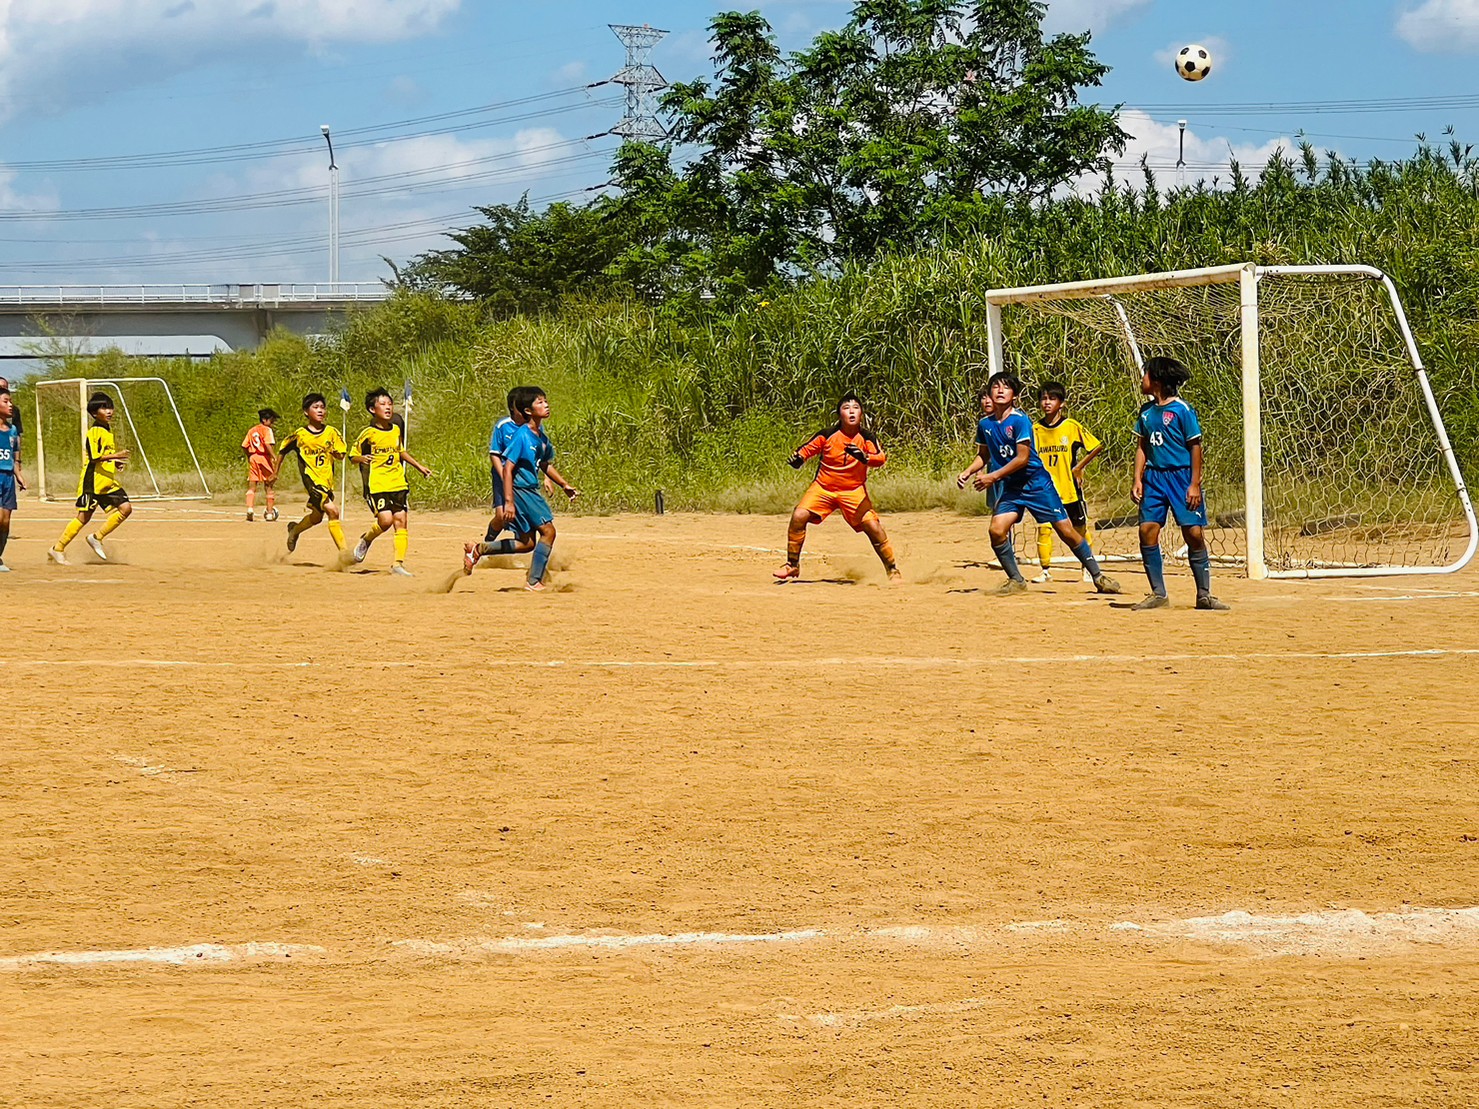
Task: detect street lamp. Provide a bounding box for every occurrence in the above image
[1177,119,1187,190]
[320,124,339,286]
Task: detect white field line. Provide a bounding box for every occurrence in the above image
[0,942,324,969]
[8,659,415,670]
[8,908,1479,973]
[1327,592,1479,603]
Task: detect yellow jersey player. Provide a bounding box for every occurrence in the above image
[1031,381,1103,583]
[50,391,132,565]
[280,392,349,556]
[348,386,432,576]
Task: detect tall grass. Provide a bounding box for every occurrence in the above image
[25,142,1479,512]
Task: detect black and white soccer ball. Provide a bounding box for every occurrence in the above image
[1176,44,1212,82]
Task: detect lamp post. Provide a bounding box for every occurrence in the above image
[320,125,339,287]
[1177,119,1187,190]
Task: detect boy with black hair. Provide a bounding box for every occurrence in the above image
[1032,381,1103,584]
[464,386,532,574]
[280,393,349,555]
[1131,356,1229,611]
[468,387,577,590]
[0,388,25,572]
[50,392,131,565]
[957,373,1120,597]
[349,387,433,576]
[774,392,900,583]
[242,408,280,521]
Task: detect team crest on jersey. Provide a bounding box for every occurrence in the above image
[1162,411,1176,426]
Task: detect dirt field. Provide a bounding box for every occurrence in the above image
[3,499,1478,1107]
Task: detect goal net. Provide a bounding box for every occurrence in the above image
[34,377,211,502]
[984,264,1477,579]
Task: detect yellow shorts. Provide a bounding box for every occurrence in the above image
[797,482,877,531]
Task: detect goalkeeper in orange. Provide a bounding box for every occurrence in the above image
[774,393,901,583]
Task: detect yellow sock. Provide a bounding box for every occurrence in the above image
[327,520,346,550]
[393,528,409,563]
[1083,520,1095,549]
[55,519,84,551]
[95,511,126,539]
[361,523,384,545]
[1036,524,1054,570]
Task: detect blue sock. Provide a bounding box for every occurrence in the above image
[479,539,518,557]
[1141,545,1167,596]
[483,520,501,543]
[993,541,1024,582]
[1071,540,1103,579]
[1189,547,1212,595]
[528,540,553,585]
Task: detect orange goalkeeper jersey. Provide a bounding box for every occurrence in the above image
[796,428,886,492]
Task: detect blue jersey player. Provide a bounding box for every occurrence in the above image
[957,372,1120,597]
[462,387,578,590]
[466,386,531,571]
[1131,356,1228,611]
[0,387,25,572]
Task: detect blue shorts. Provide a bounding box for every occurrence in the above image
[0,473,14,512]
[512,486,553,535]
[993,472,1068,525]
[1140,467,1208,528]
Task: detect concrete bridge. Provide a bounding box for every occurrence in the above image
[0,284,394,359]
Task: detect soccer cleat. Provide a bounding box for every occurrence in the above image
[462,542,481,576]
[524,579,546,592]
[1195,593,1230,611]
[390,563,413,577]
[86,534,108,561]
[48,548,68,565]
[993,578,1029,596]
[773,563,800,582]
[264,507,278,522]
[1029,570,1052,584]
[1092,574,1122,595]
[351,538,369,564]
[0,562,10,573]
[1132,593,1170,611]
[886,567,903,584]
[286,523,298,553]
[246,510,254,522]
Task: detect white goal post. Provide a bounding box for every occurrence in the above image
[33,377,211,502]
[984,263,1477,579]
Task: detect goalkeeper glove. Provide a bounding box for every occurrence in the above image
[787,454,804,469]
[844,445,869,463]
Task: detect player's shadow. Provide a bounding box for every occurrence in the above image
[776,577,856,587]
[955,560,1004,570]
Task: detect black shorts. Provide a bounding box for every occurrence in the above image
[305,482,335,513]
[365,489,408,515]
[1064,498,1087,530]
[77,489,130,512]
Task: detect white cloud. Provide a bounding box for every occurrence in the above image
[1042,0,1153,34]
[0,0,461,119]
[1396,0,1479,51]
[1071,110,1294,194]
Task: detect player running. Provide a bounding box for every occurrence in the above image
[50,392,132,565]
[1032,381,1104,583]
[348,387,433,577]
[957,373,1120,597]
[463,386,532,574]
[0,387,25,572]
[1131,356,1229,611]
[774,393,900,583]
[280,393,349,556]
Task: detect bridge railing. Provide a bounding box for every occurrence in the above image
[0,283,393,306]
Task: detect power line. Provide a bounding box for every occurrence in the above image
[1129,91,1479,117]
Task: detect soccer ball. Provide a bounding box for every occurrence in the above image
[1176,44,1212,82]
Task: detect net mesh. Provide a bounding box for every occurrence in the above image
[35,379,209,501]
[997,270,1470,574]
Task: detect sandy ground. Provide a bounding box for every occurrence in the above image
[2,497,1478,1107]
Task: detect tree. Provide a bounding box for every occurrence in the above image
[652,0,1127,288]
[396,195,627,315]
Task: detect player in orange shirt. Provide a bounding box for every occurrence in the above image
[774,393,901,583]
[241,408,279,522]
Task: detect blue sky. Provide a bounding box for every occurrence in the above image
[0,0,1476,288]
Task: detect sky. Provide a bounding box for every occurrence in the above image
[1,0,1477,289]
